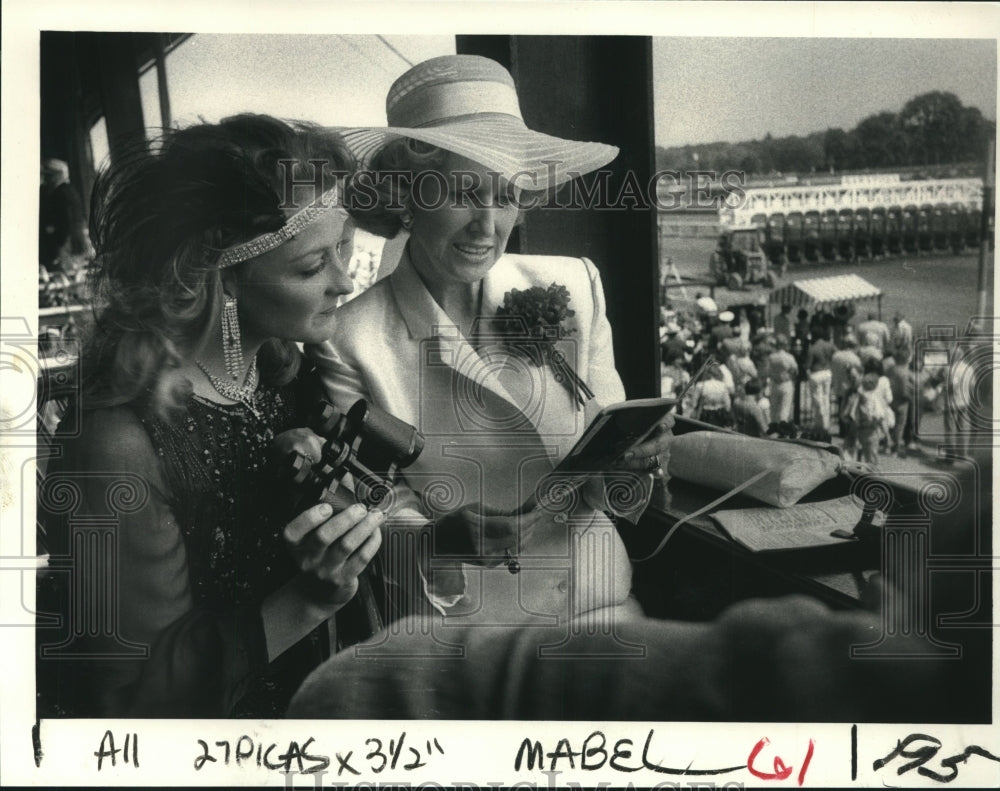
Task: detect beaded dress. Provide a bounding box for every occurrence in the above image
[37,376,328,718]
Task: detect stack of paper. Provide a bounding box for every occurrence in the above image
[710,495,874,552]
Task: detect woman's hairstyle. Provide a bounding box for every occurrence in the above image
[346,138,447,238]
[659,345,676,366]
[83,113,354,416]
[661,345,687,367]
[863,356,884,375]
[347,137,541,239]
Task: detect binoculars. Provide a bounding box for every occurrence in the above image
[278,399,425,647]
[283,399,424,514]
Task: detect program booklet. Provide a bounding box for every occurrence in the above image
[524,397,676,511]
[710,494,879,552]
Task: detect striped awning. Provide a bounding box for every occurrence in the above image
[769,274,882,310]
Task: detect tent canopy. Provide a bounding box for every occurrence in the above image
[769,274,883,312]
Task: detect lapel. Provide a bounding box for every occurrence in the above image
[389,250,528,420]
[388,250,584,455]
[389,251,560,509]
[480,255,523,319]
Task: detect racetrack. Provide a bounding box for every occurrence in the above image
[659,233,994,339]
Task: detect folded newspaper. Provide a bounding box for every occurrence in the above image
[710,495,877,552]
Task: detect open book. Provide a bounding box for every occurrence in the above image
[710,495,879,552]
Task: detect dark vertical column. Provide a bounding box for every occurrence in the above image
[457,36,659,398]
[40,32,95,216]
[153,34,173,130]
[455,35,511,70]
[86,32,145,164]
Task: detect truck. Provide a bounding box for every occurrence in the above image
[708,225,777,290]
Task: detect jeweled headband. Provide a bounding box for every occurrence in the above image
[214,184,343,268]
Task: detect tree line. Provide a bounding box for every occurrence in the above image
[656,91,995,178]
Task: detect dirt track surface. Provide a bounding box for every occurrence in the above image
[660,234,994,339]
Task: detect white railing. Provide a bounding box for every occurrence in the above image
[720,177,983,226]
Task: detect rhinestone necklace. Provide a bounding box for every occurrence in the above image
[195,358,261,418]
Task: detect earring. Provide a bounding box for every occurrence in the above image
[221,294,244,382]
[400,211,414,231]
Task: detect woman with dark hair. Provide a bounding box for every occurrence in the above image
[309,56,672,627]
[37,114,384,717]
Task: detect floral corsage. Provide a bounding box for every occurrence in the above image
[490,283,594,408]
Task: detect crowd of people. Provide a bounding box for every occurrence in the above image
[658,295,968,467]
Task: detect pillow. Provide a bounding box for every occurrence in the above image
[668,431,842,508]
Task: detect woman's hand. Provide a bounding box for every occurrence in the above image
[434,504,545,567]
[284,502,384,607]
[614,415,675,479]
[270,427,325,468]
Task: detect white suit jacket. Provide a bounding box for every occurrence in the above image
[308,251,630,509]
[306,250,641,622]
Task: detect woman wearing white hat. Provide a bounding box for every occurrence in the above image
[309,55,671,628]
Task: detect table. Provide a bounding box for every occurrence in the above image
[622,419,991,722]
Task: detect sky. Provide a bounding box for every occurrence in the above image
[93,35,458,165]
[94,34,997,164]
[653,37,997,147]
[158,34,456,129]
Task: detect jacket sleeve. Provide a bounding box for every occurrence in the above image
[37,407,269,717]
[304,338,370,417]
[305,340,461,614]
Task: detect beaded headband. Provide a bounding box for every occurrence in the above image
[215,183,343,268]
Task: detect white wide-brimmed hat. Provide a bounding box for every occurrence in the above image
[339,55,619,190]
